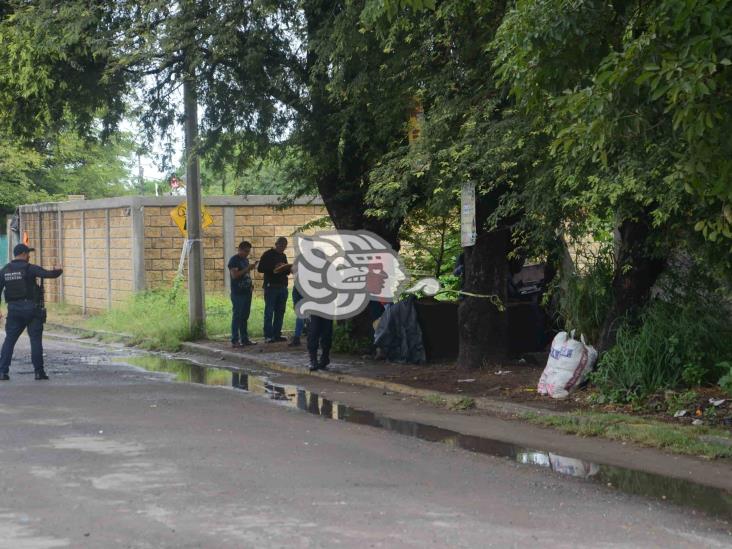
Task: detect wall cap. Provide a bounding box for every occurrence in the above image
[19,194,324,213]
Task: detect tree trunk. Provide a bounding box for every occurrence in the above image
[597,214,666,352]
[457,226,511,370]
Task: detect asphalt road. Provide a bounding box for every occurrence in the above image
[0,336,730,548]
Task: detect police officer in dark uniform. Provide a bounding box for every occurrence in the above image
[0,244,63,381]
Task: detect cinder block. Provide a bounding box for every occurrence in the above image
[235,226,254,238]
[111,249,132,260]
[148,270,165,282]
[160,248,181,260]
[113,264,132,273]
[152,259,174,270]
[110,217,130,228]
[161,226,182,238]
[253,225,275,237]
[145,249,161,260]
[151,238,173,249]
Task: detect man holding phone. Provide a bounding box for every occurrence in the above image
[228,241,258,347]
[257,236,292,343]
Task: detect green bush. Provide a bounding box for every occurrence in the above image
[331,320,371,354]
[557,244,614,345]
[718,362,732,397]
[591,298,732,403]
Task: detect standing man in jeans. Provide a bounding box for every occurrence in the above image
[289,285,305,347]
[307,313,333,371]
[228,241,258,347]
[258,237,291,343]
[0,244,63,381]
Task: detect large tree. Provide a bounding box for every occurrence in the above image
[0,0,409,244]
[492,0,732,350]
[361,0,551,368]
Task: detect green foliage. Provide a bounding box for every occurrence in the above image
[718,363,732,397]
[332,321,371,355]
[492,0,732,255]
[448,397,476,411]
[85,288,296,351]
[423,394,448,407]
[557,237,615,344]
[522,411,732,459]
[591,297,732,403]
[0,127,136,214]
[664,390,699,415]
[399,209,461,279]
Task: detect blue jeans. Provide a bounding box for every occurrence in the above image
[292,287,305,338]
[263,286,288,339]
[0,301,45,374]
[231,291,253,343]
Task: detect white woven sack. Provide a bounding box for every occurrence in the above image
[537,331,598,399]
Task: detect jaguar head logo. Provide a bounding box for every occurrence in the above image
[293,231,409,320]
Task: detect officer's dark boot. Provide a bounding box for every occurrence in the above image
[308,350,319,372]
[318,350,330,371]
[0,374,9,381]
[35,370,49,380]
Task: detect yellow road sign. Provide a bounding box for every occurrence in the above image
[170,201,214,236]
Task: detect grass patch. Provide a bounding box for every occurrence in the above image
[424,394,448,407]
[46,302,87,326]
[422,394,476,411]
[523,411,732,459]
[82,288,296,351]
[449,397,476,411]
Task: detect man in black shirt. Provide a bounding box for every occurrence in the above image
[228,241,258,347]
[0,244,63,380]
[257,237,291,342]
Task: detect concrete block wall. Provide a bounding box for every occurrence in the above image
[20,205,136,312]
[144,201,327,293]
[20,210,63,304]
[18,196,326,312]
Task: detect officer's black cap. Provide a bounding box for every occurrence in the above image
[13,244,34,256]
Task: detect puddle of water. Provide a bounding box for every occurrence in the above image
[120,355,732,520]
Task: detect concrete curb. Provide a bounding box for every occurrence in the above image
[46,322,135,342]
[180,341,555,418]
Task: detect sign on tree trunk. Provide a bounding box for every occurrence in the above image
[461,182,477,247]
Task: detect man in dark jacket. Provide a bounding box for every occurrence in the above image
[257,237,291,342]
[0,244,63,380]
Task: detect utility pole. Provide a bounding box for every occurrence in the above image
[137,150,145,194]
[184,65,206,337]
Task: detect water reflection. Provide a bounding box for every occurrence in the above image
[120,355,732,520]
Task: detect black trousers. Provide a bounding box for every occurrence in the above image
[307,315,333,355]
[0,301,44,374]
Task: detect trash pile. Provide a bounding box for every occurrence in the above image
[668,395,732,428]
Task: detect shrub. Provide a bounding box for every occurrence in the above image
[331,320,371,354]
[718,362,732,397]
[591,297,732,403]
[557,241,614,345]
